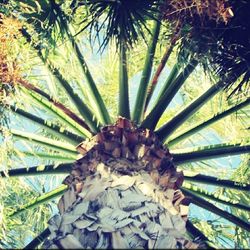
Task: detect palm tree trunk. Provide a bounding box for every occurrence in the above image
[43,163,200,249]
[42,118,201,249]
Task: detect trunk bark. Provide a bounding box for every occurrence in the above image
[42,118,204,249]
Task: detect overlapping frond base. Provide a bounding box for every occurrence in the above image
[42,118,203,249]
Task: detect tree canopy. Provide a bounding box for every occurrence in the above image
[0,0,249,248]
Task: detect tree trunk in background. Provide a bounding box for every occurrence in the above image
[42,118,203,249]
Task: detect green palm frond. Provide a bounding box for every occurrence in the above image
[168,97,250,146]
[11,0,70,48]
[24,228,50,250]
[132,19,161,123]
[181,188,250,232]
[141,58,198,129]
[1,163,72,177]
[172,143,250,164]
[24,89,92,138]
[11,106,84,144]
[0,0,11,15]
[183,172,250,192]
[118,42,130,118]
[208,0,250,96]
[7,129,78,155]
[156,80,224,141]
[183,182,250,212]
[8,184,67,217]
[76,0,160,50]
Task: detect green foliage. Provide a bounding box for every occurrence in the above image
[172,0,250,95]
[188,157,250,249]
[0,1,249,248]
[0,177,61,248]
[76,0,160,50]
[224,158,250,248]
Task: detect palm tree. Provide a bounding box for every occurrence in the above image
[0,0,249,248]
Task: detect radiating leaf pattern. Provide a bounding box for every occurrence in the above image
[0,1,249,249]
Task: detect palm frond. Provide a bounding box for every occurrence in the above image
[24,228,50,249]
[0,163,72,178]
[77,0,160,50]
[132,19,161,123]
[118,42,130,118]
[141,59,198,129]
[162,0,250,96]
[186,220,217,249]
[8,185,67,217]
[181,188,250,232]
[168,97,250,146]
[6,129,78,155]
[45,64,100,133]
[173,143,250,164]
[11,0,70,49]
[183,173,250,192]
[11,106,84,144]
[183,182,250,212]
[24,89,92,138]
[17,78,91,132]
[144,28,181,111]
[156,80,224,141]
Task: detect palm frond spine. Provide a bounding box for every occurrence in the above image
[132,19,161,123]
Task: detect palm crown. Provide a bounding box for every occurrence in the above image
[0,0,249,249]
